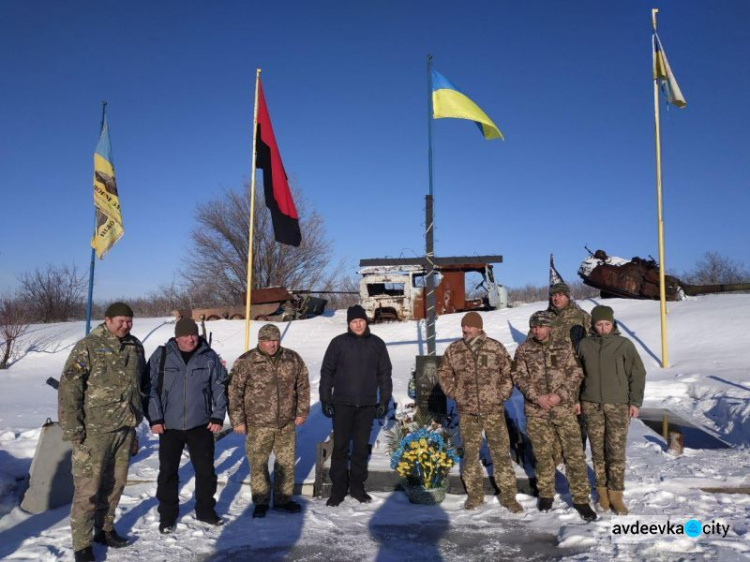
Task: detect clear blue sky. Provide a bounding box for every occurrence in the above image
[2,0,748,300]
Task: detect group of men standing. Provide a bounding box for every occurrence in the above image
[58,288,645,561]
[58,302,391,562]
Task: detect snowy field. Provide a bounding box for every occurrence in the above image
[1,295,749,561]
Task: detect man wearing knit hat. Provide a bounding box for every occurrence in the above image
[437,312,523,513]
[229,323,310,518]
[147,317,228,534]
[512,311,596,521]
[319,304,393,506]
[59,302,147,561]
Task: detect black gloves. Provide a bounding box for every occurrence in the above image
[322,401,334,418]
[376,403,388,419]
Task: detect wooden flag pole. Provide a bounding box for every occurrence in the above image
[244,69,261,352]
[652,8,669,368]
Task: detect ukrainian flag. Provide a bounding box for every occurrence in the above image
[432,69,503,140]
[91,115,124,258]
[653,33,686,108]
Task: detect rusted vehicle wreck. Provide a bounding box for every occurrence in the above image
[579,249,750,301]
[359,255,509,323]
[174,287,328,322]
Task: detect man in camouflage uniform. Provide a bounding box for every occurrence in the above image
[512,311,596,521]
[229,324,310,518]
[534,282,592,458]
[546,282,592,348]
[437,312,522,513]
[58,302,147,562]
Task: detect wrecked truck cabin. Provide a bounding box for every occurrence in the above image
[359,256,508,323]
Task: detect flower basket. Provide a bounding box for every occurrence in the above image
[386,414,460,505]
[402,479,447,505]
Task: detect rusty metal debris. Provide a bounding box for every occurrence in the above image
[359,256,508,323]
[579,248,750,300]
[173,287,328,322]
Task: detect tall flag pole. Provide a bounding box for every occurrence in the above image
[243,72,301,351]
[425,55,437,356]
[426,58,504,354]
[244,69,262,352]
[652,8,687,368]
[86,102,124,334]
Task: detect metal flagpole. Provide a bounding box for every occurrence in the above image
[85,101,107,335]
[243,69,261,351]
[425,55,437,356]
[652,8,668,368]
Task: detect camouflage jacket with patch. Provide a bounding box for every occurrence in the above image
[58,323,147,442]
[512,336,584,418]
[228,347,310,429]
[437,334,513,415]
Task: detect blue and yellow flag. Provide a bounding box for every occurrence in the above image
[432,69,503,140]
[653,33,686,108]
[91,115,124,258]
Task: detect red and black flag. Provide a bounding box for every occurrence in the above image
[255,79,302,247]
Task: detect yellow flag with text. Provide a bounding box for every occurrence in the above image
[91,115,124,258]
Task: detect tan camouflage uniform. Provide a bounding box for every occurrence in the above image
[228,346,310,505]
[438,334,518,506]
[528,299,592,460]
[58,323,146,551]
[549,301,592,347]
[512,336,591,503]
[581,402,629,491]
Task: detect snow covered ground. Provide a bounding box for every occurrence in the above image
[1,295,749,561]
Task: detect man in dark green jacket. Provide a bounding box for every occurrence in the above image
[577,305,646,515]
[58,302,147,562]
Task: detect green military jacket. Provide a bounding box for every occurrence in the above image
[58,323,147,442]
[549,301,592,347]
[577,327,646,407]
[437,334,513,416]
[512,336,584,418]
[228,346,310,429]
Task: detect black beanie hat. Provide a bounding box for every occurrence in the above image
[105,302,134,318]
[175,318,199,338]
[347,305,368,324]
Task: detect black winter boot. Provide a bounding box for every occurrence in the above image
[538,497,554,512]
[74,546,95,562]
[93,527,129,548]
[573,503,598,522]
[252,504,269,518]
[274,500,302,513]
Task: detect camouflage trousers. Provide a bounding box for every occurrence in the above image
[246,423,296,506]
[582,401,630,491]
[459,410,518,503]
[526,414,591,504]
[70,428,134,550]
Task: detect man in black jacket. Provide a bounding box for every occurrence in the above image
[319,305,392,506]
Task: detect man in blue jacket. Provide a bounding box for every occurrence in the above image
[147,318,228,534]
[320,305,392,506]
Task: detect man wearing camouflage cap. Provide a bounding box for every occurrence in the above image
[437,312,522,513]
[229,324,310,518]
[147,317,228,534]
[58,302,148,562]
[512,311,596,521]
